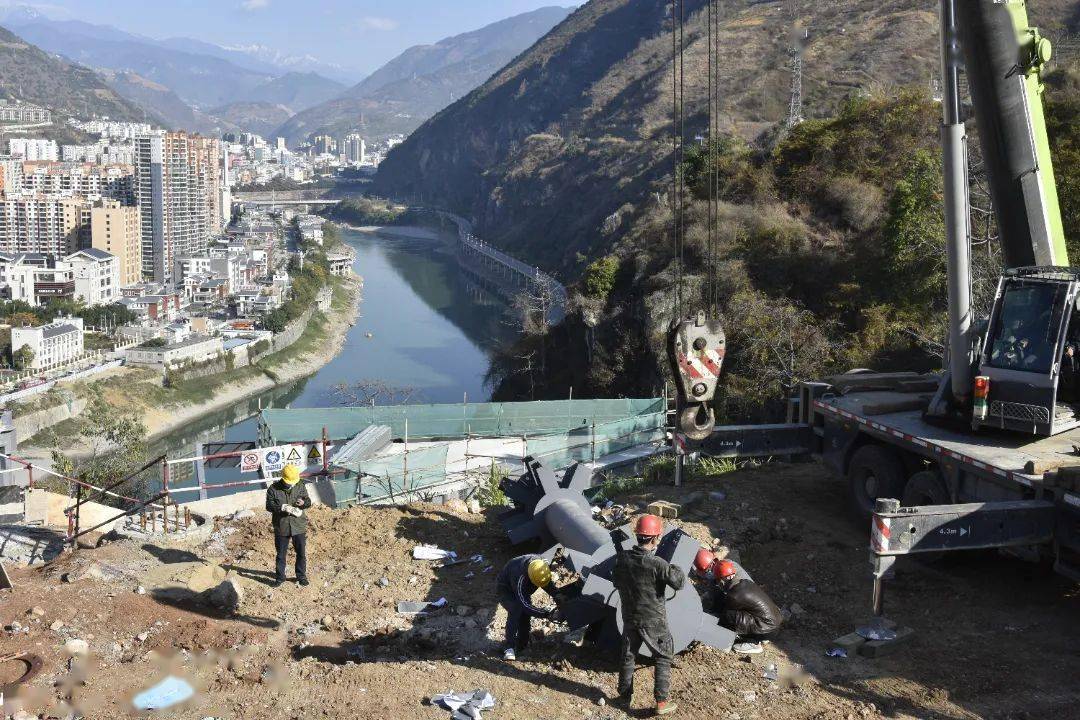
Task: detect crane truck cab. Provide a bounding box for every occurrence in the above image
[973,267,1080,436]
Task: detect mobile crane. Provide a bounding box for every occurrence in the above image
[669,0,1080,591]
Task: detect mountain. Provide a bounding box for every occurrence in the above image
[244,72,346,113]
[372,0,1079,404]
[0,24,145,122]
[2,14,345,116]
[274,6,575,145]
[175,41,362,85]
[206,101,292,139]
[102,70,236,134]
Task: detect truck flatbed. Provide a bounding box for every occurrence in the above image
[813,391,1080,509]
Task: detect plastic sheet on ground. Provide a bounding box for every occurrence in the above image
[132,675,195,710]
[431,689,496,719]
[413,545,457,561]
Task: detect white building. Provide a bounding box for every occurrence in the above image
[343,134,366,165]
[7,138,58,162]
[125,334,223,369]
[65,248,121,306]
[11,317,85,370]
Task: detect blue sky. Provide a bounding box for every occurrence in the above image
[3,1,580,75]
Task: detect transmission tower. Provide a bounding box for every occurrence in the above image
[787,46,804,129]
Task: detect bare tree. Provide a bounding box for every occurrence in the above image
[332,380,420,406]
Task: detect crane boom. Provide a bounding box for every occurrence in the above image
[956,0,1067,268]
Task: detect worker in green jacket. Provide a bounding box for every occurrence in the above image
[265,464,311,587]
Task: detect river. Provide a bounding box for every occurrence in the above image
[153,227,513,460]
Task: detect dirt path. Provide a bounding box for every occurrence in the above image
[0,462,1076,719]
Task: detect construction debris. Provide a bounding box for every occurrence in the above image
[132,675,195,711]
[413,545,457,561]
[646,500,680,519]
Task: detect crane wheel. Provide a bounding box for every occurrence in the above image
[847,444,906,518]
[902,470,950,507]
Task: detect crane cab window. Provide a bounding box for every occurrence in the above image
[987,281,1068,374]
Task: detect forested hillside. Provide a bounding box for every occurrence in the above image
[373,0,1080,419]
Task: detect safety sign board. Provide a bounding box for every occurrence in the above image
[241,445,305,474]
[240,451,261,473]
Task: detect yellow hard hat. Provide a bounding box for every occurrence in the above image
[281,464,301,486]
[527,558,552,588]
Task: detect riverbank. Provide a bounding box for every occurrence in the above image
[338,223,445,241]
[18,275,362,458]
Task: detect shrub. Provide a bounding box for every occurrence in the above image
[583,256,619,300]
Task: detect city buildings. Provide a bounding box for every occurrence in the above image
[125,334,223,369]
[20,162,135,203]
[83,199,142,287]
[0,194,83,255]
[0,101,51,124]
[344,134,366,165]
[7,138,58,162]
[312,135,337,156]
[0,249,120,306]
[11,317,84,370]
[134,131,223,284]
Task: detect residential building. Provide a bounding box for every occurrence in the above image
[83,199,142,287]
[134,131,223,284]
[0,155,22,194]
[61,142,135,166]
[11,317,84,370]
[65,248,120,306]
[275,137,287,152]
[327,253,352,276]
[20,162,135,203]
[119,293,181,322]
[0,101,51,124]
[343,134,366,165]
[125,334,223,369]
[312,135,336,156]
[0,194,83,255]
[7,138,58,162]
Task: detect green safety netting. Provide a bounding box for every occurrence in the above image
[260,398,665,443]
[259,398,667,507]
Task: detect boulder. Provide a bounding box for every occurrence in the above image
[465,499,482,514]
[444,498,469,514]
[187,563,227,593]
[205,578,244,612]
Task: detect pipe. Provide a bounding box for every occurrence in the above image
[543,498,610,556]
[941,0,974,402]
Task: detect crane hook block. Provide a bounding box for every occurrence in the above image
[667,311,726,441]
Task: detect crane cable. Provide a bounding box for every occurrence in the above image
[672,0,685,321]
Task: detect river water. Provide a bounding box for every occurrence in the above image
[153,227,512,459]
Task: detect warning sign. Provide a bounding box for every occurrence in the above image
[284,445,304,465]
[240,452,261,473]
[307,444,323,464]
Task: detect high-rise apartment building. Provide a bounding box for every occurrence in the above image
[82,199,142,287]
[20,162,135,203]
[0,194,83,255]
[312,135,336,156]
[134,131,222,284]
[344,134,366,165]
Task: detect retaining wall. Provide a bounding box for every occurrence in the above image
[13,397,88,440]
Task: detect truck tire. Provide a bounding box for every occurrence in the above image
[902,470,950,507]
[847,444,906,517]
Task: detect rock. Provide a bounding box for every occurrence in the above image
[205,578,244,612]
[378,577,390,587]
[444,498,469,514]
[13,711,37,720]
[232,509,255,521]
[187,563,228,593]
[50,620,64,631]
[466,499,482,514]
[29,606,45,617]
[64,638,89,657]
[789,603,806,617]
[136,632,150,642]
[597,698,606,706]
[8,621,22,633]
[455,605,473,617]
[321,616,334,630]
[136,585,146,595]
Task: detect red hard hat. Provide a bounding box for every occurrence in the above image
[693,548,716,574]
[712,559,738,580]
[635,514,663,538]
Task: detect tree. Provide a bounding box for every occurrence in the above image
[12,344,35,371]
[49,390,149,506]
[583,256,619,301]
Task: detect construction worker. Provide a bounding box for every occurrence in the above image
[611,514,684,717]
[495,554,557,661]
[265,464,311,587]
[708,559,783,654]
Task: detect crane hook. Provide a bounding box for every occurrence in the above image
[667,311,726,442]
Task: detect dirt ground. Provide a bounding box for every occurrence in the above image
[1,461,1078,720]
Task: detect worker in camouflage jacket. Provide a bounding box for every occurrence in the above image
[495,554,559,661]
[265,464,311,587]
[611,514,684,716]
